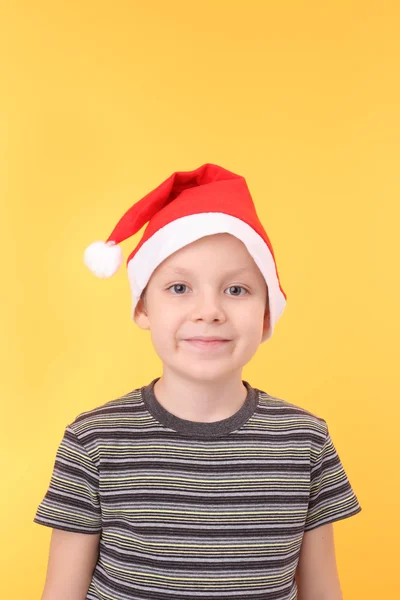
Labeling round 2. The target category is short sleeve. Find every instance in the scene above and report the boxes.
[33,426,102,534]
[304,422,362,531]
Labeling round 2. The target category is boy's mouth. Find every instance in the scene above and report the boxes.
[183,337,231,349]
[186,336,230,341]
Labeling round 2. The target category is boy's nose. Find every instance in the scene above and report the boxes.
[191,295,227,322]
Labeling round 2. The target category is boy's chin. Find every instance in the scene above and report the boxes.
[164,359,244,382]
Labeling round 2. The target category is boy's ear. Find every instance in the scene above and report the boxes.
[133,296,150,331]
[260,287,271,343]
[260,307,271,343]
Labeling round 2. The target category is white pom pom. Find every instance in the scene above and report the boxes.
[83,241,123,278]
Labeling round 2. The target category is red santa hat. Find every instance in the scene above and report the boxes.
[83,163,286,342]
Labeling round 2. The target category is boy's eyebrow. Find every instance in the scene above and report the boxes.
[164,266,255,278]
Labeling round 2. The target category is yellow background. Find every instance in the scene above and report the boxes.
[1,1,398,597]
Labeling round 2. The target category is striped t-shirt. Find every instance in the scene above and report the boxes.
[34,377,362,600]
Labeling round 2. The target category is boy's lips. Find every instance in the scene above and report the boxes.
[183,337,232,350]
[185,336,230,341]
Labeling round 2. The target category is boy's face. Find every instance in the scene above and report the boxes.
[134,233,270,383]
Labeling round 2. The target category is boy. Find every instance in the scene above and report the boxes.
[34,163,362,600]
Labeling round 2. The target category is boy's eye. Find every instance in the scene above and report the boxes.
[168,284,189,295]
[167,284,248,296]
[226,286,248,296]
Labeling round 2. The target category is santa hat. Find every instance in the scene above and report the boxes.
[83,163,286,342]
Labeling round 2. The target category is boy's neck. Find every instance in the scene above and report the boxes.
[153,371,248,423]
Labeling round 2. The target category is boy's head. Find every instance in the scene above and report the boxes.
[134,233,270,383]
[83,163,286,348]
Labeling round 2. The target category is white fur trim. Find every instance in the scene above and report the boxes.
[83,240,123,278]
[127,213,286,341]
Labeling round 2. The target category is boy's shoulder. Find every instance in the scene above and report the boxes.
[66,385,144,433]
[256,387,328,434]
